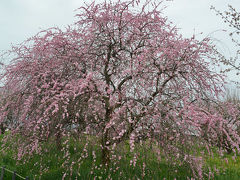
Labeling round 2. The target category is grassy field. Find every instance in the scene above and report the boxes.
[0,133,240,180]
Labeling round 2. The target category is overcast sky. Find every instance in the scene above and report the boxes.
[0,0,239,87]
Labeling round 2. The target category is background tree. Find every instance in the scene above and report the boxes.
[211,5,240,85]
[210,4,240,153]
[0,0,239,178]
[199,98,240,154]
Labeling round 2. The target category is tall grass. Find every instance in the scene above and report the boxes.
[1,132,240,179]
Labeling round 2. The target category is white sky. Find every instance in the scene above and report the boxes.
[0,0,239,88]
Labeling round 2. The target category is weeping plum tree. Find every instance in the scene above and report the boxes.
[0,0,240,178]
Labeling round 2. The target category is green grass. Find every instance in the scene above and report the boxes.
[0,133,240,179]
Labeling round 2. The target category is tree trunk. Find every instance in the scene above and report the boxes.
[101,145,110,166]
[55,132,62,150]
